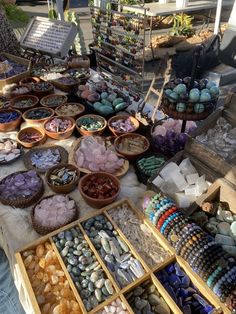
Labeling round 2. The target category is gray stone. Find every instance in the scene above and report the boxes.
[148,294,161,306]
[133,286,145,297]
[90,271,99,283]
[134,297,148,310]
[95,288,102,302]
[95,278,105,289]
[105,279,113,295]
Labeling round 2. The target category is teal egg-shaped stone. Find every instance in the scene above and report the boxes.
[200,92,211,102]
[173,83,187,95]
[169,91,179,102]
[100,92,108,99]
[201,88,210,94]
[206,80,217,89]
[194,103,205,113]
[176,102,186,112]
[189,90,200,102]
[209,85,220,96]
[165,88,172,96]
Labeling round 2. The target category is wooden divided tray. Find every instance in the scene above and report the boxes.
[15,198,225,314]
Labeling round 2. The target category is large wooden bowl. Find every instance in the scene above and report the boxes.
[0,108,22,132]
[43,116,75,140]
[9,95,39,112]
[40,94,67,109]
[76,114,107,136]
[17,126,46,148]
[108,115,140,136]
[23,107,55,125]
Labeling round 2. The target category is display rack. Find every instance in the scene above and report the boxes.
[90,0,148,94]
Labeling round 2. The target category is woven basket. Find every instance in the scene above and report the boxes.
[31,194,78,235]
[0,139,23,165]
[0,171,44,209]
[23,144,68,173]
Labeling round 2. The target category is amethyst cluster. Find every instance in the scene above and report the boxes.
[0,170,41,200]
[110,117,136,132]
[45,117,72,133]
[156,263,215,314]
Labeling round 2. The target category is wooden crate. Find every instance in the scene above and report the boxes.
[15,198,226,314]
[147,150,220,213]
[0,53,31,90]
[186,94,236,186]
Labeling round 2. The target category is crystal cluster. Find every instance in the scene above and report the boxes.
[108,203,170,267]
[75,136,124,173]
[30,148,61,170]
[152,158,209,208]
[196,117,236,159]
[33,195,77,229]
[0,170,41,200]
[0,139,21,163]
[152,119,196,156]
[23,242,81,314]
[45,118,73,133]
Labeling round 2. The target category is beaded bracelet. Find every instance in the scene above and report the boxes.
[176,229,203,255]
[157,209,180,230]
[155,205,177,226]
[194,245,222,271]
[190,242,219,267]
[181,233,208,259]
[160,212,184,235]
[213,266,236,297]
[196,247,224,277]
[152,204,176,226]
[174,224,203,253]
[165,217,188,240]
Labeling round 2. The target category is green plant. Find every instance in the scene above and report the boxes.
[170,13,195,37]
[0,1,29,24]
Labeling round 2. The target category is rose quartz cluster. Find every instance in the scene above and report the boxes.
[45,118,72,133]
[34,195,76,228]
[75,136,124,173]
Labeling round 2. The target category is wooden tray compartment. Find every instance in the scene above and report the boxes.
[15,236,83,314]
[147,150,220,214]
[186,94,236,186]
[153,256,222,314]
[106,199,174,270]
[0,53,31,90]
[79,211,149,290]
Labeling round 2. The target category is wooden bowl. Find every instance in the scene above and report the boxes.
[108,115,140,136]
[114,133,150,160]
[19,76,41,86]
[41,94,67,109]
[32,82,54,98]
[17,126,46,148]
[78,172,120,208]
[46,163,80,194]
[9,95,39,112]
[9,84,32,99]
[76,114,107,136]
[0,108,22,132]
[67,55,90,68]
[23,107,54,125]
[51,78,79,93]
[43,116,75,140]
[55,102,85,119]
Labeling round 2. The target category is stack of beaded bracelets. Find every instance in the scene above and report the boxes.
[143,193,236,308]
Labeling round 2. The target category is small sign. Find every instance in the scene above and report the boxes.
[20,17,77,58]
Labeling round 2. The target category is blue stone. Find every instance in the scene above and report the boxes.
[174,263,185,277]
[166,264,175,274]
[182,304,191,314]
[168,274,181,289]
[65,230,73,241]
[179,288,190,299]
[181,275,190,288]
[186,287,196,295]
[178,297,183,308]
[58,231,65,239]
[163,283,178,304]
[193,294,209,308]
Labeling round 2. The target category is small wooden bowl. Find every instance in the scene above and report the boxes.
[9,84,32,99]
[0,108,22,132]
[17,126,46,148]
[43,116,75,140]
[32,82,54,98]
[114,133,150,160]
[9,95,39,112]
[108,115,140,136]
[78,172,120,208]
[51,78,79,93]
[47,63,68,74]
[46,163,80,194]
[19,76,41,86]
[23,107,55,124]
[76,114,107,136]
[41,94,67,108]
[55,102,85,119]
[67,55,90,69]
